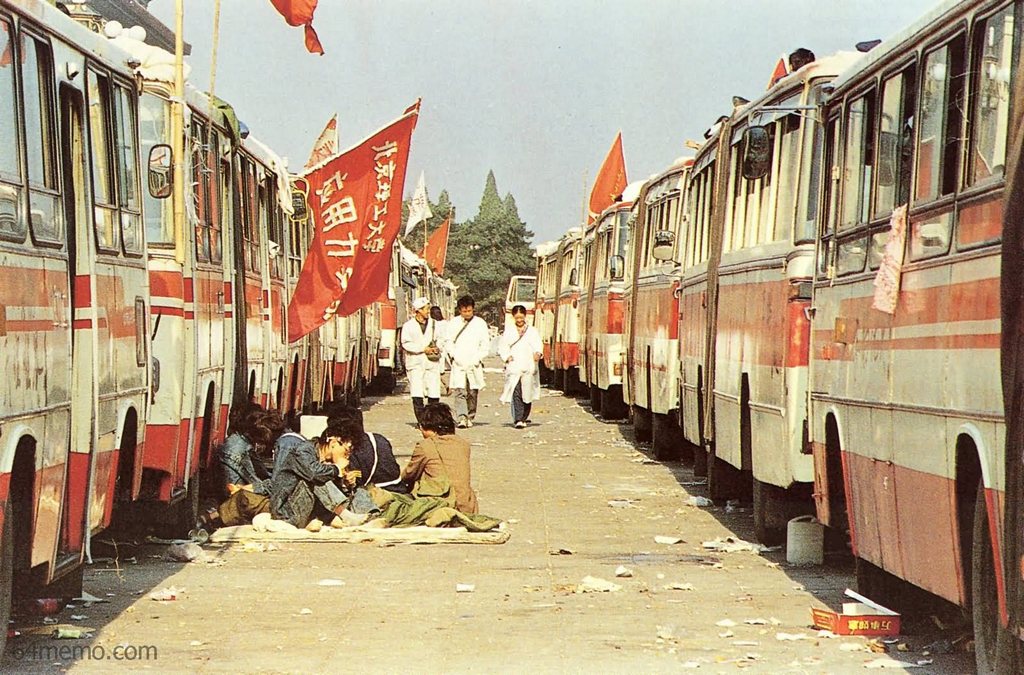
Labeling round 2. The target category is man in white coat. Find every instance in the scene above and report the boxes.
[445,295,490,428]
[401,297,443,424]
[498,304,543,428]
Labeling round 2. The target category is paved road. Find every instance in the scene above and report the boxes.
[3,362,974,673]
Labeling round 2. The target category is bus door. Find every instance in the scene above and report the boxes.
[54,82,93,571]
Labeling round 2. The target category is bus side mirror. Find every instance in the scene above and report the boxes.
[610,255,625,280]
[652,230,675,261]
[290,182,309,222]
[741,125,771,180]
[148,144,173,199]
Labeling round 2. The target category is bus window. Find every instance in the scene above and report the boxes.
[909,211,952,260]
[967,5,1014,187]
[0,18,24,244]
[114,83,141,255]
[208,129,223,262]
[915,35,966,203]
[840,91,875,230]
[796,84,827,243]
[727,134,745,252]
[874,65,917,215]
[773,111,800,242]
[836,235,866,275]
[191,119,210,261]
[87,69,119,253]
[139,93,172,245]
[21,33,60,244]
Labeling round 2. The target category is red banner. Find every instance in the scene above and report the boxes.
[287,102,420,343]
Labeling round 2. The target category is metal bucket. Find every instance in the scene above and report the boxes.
[786,515,824,565]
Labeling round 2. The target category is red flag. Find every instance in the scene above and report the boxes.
[418,218,450,276]
[268,0,324,55]
[287,103,420,342]
[588,132,627,223]
[304,114,338,171]
[767,55,789,89]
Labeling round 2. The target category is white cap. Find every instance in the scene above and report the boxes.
[412,297,429,311]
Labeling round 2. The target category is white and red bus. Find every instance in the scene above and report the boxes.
[0,0,150,648]
[136,59,298,528]
[803,0,1016,669]
[552,228,584,393]
[534,239,561,384]
[579,183,642,419]
[503,274,536,331]
[680,51,860,541]
[623,158,692,459]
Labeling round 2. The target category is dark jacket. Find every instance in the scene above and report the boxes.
[348,433,407,492]
[269,438,339,524]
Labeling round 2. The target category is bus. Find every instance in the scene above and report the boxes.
[623,158,692,460]
[680,51,861,542]
[0,0,151,651]
[503,274,536,331]
[552,228,585,393]
[579,183,642,419]
[801,1,1016,670]
[534,240,561,384]
[134,44,298,529]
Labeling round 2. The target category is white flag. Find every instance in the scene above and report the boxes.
[405,171,432,235]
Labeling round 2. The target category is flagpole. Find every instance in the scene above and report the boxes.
[172,0,186,265]
[208,0,221,105]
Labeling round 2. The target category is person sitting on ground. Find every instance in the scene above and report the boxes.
[327,405,409,494]
[269,420,356,530]
[400,402,479,514]
[218,403,272,497]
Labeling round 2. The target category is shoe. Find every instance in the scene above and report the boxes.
[457,417,468,429]
[467,418,474,428]
[514,421,526,429]
[305,518,324,532]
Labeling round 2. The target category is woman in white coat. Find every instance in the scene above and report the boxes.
[498,304,543,428]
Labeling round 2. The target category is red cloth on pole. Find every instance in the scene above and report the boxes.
[588,132,627,223]
[418,217,451,276]
[287,103,420,343]
[268,0,324,55]
[767,56,789,89]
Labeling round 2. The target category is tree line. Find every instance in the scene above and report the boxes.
[400,170,535,326]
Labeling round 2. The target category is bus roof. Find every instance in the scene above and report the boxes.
[828,0,967,93]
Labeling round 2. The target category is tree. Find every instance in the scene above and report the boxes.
[399,171,534,326]
[444,171,534,326]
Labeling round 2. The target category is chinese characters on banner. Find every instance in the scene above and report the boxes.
[287,101,420,343]
[871,204,908,314]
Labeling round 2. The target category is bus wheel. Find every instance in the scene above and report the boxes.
[652,413,681,461]
[972,482,998,674]
[632,406,652,443]
[0,503,12,656]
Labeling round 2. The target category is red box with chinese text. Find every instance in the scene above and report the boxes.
[810,589,901,637]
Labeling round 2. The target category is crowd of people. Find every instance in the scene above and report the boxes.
[209,400,499,534]
[205,292,533,535]
[401,294,543,429]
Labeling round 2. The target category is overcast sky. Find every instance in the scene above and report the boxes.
[147,0,941,244]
